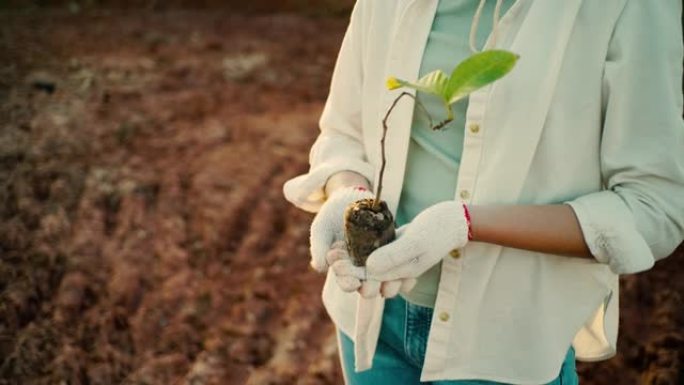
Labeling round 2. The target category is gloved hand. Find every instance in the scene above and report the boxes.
[326,240,417,298]
[309,185,374,272]
[309,185,417,298]
[364,200,471,286]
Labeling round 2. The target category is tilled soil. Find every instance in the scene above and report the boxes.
[1,9,682,385]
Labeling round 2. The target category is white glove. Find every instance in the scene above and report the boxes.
[326,240,417,298]
[309,185,417,297]
[365,200,470,283]
[309,185,374,272]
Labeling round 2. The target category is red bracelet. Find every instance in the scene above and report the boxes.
[462,203,473,241]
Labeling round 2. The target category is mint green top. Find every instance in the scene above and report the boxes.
[397,0,513,308]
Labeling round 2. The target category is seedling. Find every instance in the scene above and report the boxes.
[344,49,519,267]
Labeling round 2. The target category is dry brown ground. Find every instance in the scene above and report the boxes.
[1,9,682,385]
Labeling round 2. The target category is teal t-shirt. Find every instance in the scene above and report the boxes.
[397,0,513,308]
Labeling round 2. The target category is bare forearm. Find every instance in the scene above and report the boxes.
[324,171,371,197]
[468,204,594,258]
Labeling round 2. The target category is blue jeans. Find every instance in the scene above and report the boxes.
[337,295,579,385]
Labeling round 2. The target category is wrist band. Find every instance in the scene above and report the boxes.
[462,203,473,241]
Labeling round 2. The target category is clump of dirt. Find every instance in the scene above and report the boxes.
[0,7,682,385]
[344,198,395,267]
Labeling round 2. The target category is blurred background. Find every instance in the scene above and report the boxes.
[0,1,682,384]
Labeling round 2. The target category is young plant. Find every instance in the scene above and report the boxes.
[344,49,519,267]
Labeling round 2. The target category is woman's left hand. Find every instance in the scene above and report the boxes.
[364,200,470,286]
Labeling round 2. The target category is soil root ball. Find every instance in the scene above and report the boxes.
[343,198,396,267]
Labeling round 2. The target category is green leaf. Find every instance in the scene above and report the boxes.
[392,69,450,99]
[445,50,518,105]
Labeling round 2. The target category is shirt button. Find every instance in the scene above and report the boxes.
[439,312,450,322]
[449,249,461,258]
[459,190,470,200]
[468,123,480,134]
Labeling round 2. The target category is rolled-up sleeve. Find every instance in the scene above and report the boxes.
[565,0,684,275]
[282,0,375,213]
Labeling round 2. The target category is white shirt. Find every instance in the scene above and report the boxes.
[282,0,684,383]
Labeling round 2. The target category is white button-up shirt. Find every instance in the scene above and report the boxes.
[282,0,684,383]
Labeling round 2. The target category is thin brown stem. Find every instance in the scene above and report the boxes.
[432,118,453,130]
[374,91,427,210]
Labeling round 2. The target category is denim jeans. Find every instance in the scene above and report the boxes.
[336,295,579,385]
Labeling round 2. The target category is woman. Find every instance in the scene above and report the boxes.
[282,0,684,384]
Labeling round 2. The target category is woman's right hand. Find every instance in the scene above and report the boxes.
[309,185,374,272]
[326,241,417,298]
